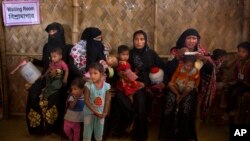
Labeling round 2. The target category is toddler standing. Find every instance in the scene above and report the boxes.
[83,63,111,141]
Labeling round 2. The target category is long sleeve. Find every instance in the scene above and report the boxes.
[32,45,48,68]
[195,71,201,89]
[165,58,180,83]
[86,45,105,71]
[151,50,168,85]
[63,44,73,65]
[170,65,180,84]
[32,44,50,74]
[32,58,43,67]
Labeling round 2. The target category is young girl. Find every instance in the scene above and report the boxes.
[41,47,69,99]
[168,55,200,104]
[116,45,144,102]
[83,62,111,141]
[84,55,117,81]
[227,42,250,116]
[64,77,85,141]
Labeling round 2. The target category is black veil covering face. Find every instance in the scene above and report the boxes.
[32,22,67,73]
[41,22,66,72]
[45,22,66,47]
[81,27,105,71]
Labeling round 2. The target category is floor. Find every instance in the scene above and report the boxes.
[0,111,229,141]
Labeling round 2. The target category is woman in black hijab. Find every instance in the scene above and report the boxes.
[68,27,106,79]
[111,30,166,140]
[159,28,202,141]
[26,22,68,135]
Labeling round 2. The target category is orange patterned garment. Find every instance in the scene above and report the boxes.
[170,64,200,92]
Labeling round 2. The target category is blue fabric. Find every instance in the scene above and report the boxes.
[84,81,110,115]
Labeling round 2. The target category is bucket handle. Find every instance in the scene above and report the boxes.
[10,60,28,75]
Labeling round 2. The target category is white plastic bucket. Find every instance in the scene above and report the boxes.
[19,62,41,84]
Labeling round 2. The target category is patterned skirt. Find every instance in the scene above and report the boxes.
[26,78,65,135]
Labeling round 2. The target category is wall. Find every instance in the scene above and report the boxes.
[0,0,245,114]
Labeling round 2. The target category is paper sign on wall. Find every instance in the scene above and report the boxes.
[2,0,40,26]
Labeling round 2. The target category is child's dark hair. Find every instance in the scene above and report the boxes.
[170,47,177,52]
[51,47,63,55]
[237,42,250,53]
[71,77,85,89]
[183,55,196,63]
[212,49,227,60]
[89,62,105,74]
[118,45,130,54]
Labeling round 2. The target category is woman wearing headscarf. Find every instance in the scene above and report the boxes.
[111,30,166,140]
[159,28,211,141]
[26,22,69,135]
[69,27,106,79]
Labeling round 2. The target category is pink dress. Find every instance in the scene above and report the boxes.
[116,61,143,96]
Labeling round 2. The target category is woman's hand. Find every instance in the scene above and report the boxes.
[22,57,33,62]
[151,82,165,90]
[177,48,189,58]
[195,53,206,61]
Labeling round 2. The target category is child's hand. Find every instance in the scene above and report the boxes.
[94,113,103,118]
[175,94,182,104]
[40,75,44,79]
[63,78,67,84]
[39,94,44,100]
[101,112,107,118]
[95,112,107,118]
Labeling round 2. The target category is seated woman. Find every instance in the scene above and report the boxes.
[159,28,206,141]
[26,22,69,135]
[111,30,166,140]
[69,27,106,79]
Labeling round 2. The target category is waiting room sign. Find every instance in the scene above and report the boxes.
[2,0,40,26]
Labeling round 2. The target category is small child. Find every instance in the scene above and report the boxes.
[227,42,250,115]
[84,55,117,81]
[168,55,200,104]
[64,77,85,141]
[116,45,144,102]
[83,62,111,141]
[41,47,69,98]
[168,47,178,61]
[212,49,228,75]
[211,49,228,108]
[99,55,118,78]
